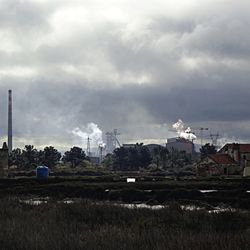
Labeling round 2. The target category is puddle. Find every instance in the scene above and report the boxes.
[58,199,75,204]
[20,198,75,205]
[118,203,233,213]
[119,203,165,210]
[181,205,203,211]
[20,198,48,205]
[208,208,236,213]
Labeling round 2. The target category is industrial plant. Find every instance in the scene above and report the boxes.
[0,89,249,178]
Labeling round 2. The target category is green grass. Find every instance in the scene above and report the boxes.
[0,198,249,250]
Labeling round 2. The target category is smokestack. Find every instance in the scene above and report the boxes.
[8,89,12,153]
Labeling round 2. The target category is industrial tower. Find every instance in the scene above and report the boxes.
[8,90,12,153]
[86,136,91,157]
[105,129,121,154]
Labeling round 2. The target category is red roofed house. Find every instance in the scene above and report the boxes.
[197,143,250,176]
[219,143,250,167]
[197,153,238,176]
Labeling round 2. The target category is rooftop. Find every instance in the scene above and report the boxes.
[220,143,250,153]
[208,154,235,164]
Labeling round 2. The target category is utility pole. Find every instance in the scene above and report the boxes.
[210,133,220,147]
[99,145,104,164]
[191,127,209,146]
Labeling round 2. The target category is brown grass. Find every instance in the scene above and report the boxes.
[0,198,249,250]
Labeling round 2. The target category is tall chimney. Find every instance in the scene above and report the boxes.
[8,89,12,153]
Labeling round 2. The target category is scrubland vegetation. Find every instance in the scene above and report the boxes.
[9,143,206,171]
[0,198,249,250]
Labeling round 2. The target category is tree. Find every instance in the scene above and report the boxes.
[22,145,39,169]
[140,146,152,168]
[37,150,45,166]
[112,143,152,171]
[159,147,169,168]
[62,147,86,167]
[169,147,180,167]
[9,148,24,168]
[102,153,114,169]
[113,147,129,170]
[128,147,140,170]
[41,146,61,168]
[152,146,168,168]
[200,143,217,159]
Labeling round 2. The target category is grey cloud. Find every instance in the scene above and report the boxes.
[181,10,250,59]
[0,0,52,32]
[149,16,196,35]
[0,0,250,149]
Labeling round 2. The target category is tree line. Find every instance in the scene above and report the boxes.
[103,143,195,171]
[9,145,87,169]
[104,143,216,170]
[9,143,216,170]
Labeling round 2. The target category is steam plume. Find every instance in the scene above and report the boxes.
[172,119,196,141]
[72,122,105,147]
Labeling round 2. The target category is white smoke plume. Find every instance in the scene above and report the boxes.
[72,123,105,147]
[172,119,197,141]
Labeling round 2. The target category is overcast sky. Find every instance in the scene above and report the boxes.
[0,0,250,151]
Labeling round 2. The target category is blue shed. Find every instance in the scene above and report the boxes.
[36,166,49,180]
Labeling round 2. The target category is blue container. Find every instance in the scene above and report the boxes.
[36,166,49,180]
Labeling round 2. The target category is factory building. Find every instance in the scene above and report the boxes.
[122,144,136,149]
[122,143,166,153]
[166,137,195,155]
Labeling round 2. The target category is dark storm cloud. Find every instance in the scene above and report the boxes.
[2,76,249,148]
[181,19,250,60]
[139,81,250,123]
